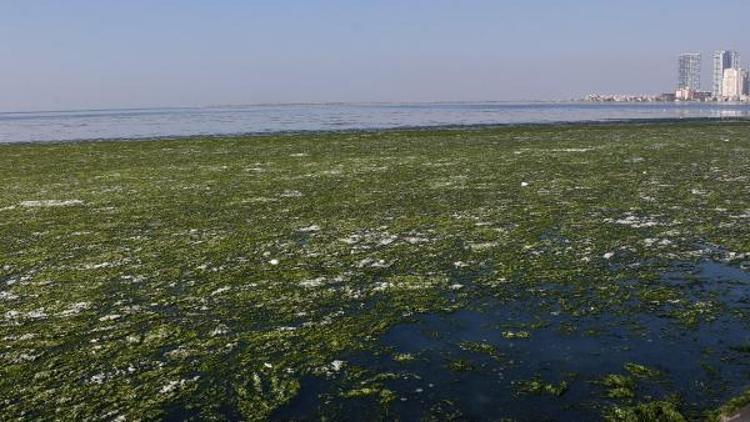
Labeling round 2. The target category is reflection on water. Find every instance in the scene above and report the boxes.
[1,102,750,143]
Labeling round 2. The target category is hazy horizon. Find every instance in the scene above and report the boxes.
[2,0,749,112]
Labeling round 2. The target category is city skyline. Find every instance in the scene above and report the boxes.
[585,47,750,103]
[674,48,749,101]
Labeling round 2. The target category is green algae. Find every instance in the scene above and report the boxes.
[624,362,662,379]
[341,386,396,406]
[518,377,569,397]
[446,358,475,372]
[392,352,416,363]
[599,374,637,399]
[605,399,687,422]
[598,363,662,401]
[2,121,750,419]
[708,388,750,421]
[501,330,531,340]
[458,340,503,360]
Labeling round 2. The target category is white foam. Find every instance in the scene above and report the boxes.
[20,199,84,207]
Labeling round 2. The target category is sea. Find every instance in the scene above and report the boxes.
[1,102,750,143]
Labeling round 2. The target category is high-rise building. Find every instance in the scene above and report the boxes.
[722,68,745,100]
[713,50,741,97]
[678,53,702,92]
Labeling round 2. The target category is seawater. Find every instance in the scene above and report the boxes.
[1,102,750,143]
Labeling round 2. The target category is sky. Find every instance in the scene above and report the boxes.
[1,0,749,111]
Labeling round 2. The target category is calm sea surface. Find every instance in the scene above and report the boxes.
[2,102,750,143]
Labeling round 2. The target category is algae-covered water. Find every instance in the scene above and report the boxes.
[277,261,750,421]
[2,121,750,420]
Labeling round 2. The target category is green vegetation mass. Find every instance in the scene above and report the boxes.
[2,122,750,420]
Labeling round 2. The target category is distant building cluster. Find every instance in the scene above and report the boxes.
[582,94,667,103]
[675,50,749,102]
[584,49,750,103]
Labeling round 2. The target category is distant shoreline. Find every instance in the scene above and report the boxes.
[4,100,750,115]
[0,100,636,115]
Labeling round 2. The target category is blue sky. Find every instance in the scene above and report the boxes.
[1,0,749,111]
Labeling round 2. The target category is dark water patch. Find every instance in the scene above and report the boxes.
[661,260,750,322]
[273,261,750,420]
[271,376,340,421]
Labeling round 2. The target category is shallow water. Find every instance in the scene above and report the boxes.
[274,260,750,420]
[2,102,750,143]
